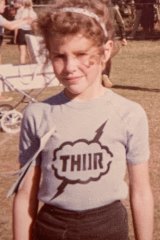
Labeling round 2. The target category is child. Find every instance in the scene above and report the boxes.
[12,0,154,239]
[14,0,37,64]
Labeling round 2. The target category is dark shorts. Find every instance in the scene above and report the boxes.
[33,201,129,240]
[16,29,32,45]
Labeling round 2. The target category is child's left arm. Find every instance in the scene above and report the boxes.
[128,161,154,240]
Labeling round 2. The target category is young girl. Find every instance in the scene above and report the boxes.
[14,0,37,64]
[12,0,154,239]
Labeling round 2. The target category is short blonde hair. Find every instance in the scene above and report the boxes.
[23,0,33,8]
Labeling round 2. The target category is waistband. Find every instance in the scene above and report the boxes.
[43,200,121,217]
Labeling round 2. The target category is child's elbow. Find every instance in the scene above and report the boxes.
[4,22,15,31]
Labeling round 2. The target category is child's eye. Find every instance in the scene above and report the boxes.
[56,54,65,59]
[52,53,65,60]
[76,53,90,62]
[76,52,87,57]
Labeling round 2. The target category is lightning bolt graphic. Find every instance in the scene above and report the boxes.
[51,179,68,200]
[93,121,107,142]
[51,120,109,201]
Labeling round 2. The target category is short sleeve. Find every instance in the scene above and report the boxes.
[19,105,40,166]
[126,106,150,165]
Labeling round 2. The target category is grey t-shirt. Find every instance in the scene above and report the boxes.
[19,89,149,210]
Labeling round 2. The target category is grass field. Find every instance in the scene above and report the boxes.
[0,39,160,240]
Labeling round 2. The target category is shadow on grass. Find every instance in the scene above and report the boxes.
[113,84,160,92]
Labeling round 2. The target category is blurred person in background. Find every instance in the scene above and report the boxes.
[3,0,17,43]
[14,0,37,64]
[127,0,144,39]
[111,0,128,46]
[0,0,35,101]
[102,0,127,85]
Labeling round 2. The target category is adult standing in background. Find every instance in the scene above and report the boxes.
[127,0,144,39]
[15,0,37,64]
[111,0,128,46]
[102,0,126,85]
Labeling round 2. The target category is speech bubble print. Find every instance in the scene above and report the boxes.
[51,121,113,199]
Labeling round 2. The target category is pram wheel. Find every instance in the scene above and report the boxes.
[1,110,23,134]
[0,104,13,120]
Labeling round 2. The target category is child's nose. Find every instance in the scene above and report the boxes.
[65,56,78,72]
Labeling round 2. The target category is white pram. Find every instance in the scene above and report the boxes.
[0,35,59,134]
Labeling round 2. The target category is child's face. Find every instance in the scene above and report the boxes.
[50,34,111,99]
[0,0,5,14]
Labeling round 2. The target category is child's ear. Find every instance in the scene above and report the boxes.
[103,40,113,62]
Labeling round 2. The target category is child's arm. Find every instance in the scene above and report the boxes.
[2,18,33,31]
[12,165,41,240]
[128,161,154,240]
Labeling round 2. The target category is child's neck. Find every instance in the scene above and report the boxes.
[64,85,107,101]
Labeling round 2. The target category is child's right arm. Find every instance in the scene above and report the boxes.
[2,17,33,31]
[13,165,41,240]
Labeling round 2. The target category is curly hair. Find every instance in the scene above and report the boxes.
[36,0,115,55]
